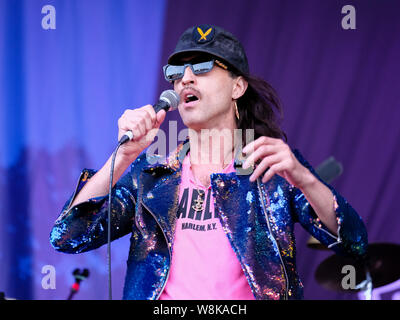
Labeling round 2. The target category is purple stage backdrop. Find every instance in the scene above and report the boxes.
[0,0,399,300]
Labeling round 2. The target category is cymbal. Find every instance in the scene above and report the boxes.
[315,243,400,292]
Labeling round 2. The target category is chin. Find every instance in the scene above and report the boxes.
[182,118,205,131]
[179,110,203,128]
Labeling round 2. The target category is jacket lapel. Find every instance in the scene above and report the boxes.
[140,168,181,246]
[139,141,189,246]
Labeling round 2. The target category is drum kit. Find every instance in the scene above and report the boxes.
[308,237,400,300]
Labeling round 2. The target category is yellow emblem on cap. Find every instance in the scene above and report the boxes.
[197,27,212,41]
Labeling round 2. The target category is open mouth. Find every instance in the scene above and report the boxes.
[184,94,199,104]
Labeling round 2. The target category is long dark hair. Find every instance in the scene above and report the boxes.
[235,73,287,144]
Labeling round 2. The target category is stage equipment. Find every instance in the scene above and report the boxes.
[67,268,90,300]
[315,243,400,299]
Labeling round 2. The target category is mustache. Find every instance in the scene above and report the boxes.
[179,86,201,98]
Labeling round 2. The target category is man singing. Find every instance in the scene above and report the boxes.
[50,25,368,300]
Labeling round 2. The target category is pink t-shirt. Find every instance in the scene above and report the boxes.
[159,154,255,300]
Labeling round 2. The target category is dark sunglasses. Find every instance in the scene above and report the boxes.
[163,59,228,82]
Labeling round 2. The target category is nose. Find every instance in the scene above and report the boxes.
[181,65,196,85]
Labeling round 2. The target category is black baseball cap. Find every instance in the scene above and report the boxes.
[167,24,249,75]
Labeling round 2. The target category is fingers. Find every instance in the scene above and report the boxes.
[242,136,281,155]
[242,136,285,170]
[138,105,157,132]
[243,144,282,170]
[242,136,292,183]
[249,154,282,182]
[260,162,287,183]
[118,105,161,141]
[155,109,167,127]
[145,110,167,142]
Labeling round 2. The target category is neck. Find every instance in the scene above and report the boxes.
[188,125,238,169]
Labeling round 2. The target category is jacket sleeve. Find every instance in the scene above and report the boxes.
[50,167,137,254]
[290,149,368,259]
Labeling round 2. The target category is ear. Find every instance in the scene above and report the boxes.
[232,76,248,100]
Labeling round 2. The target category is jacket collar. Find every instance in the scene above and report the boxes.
[139,139,189,246]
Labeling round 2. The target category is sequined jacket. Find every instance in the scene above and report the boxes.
[50,141,368,300]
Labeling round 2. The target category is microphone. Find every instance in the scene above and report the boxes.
[67,268,90,300]
[153,89,180,113]
[119,90,180,145]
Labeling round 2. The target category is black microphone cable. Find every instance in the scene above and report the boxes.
[107,139,124,300]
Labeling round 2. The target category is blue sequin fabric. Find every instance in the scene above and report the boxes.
[50,142,368,300]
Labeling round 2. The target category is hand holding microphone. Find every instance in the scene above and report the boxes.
[117,90,180,161]
[69,89,180,210]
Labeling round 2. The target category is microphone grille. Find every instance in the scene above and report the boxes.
[160,90,180,110]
